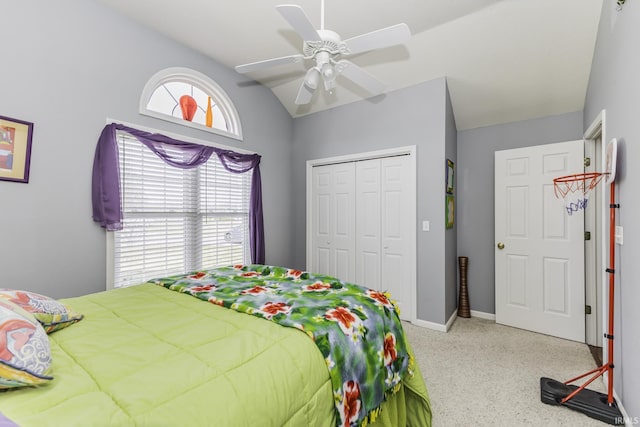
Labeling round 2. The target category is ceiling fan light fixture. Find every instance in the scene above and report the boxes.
[304,67,320,89]
[324,78,335,93]
[321,63,334,80]
[320,63,336,92]
[235,3,411,105]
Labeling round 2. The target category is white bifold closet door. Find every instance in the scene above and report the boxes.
[311,155,412,320]
[311,162,357,283]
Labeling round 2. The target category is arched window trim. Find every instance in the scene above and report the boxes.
[139,67,243,141]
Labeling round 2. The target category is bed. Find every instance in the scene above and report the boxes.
[0,265,431,427]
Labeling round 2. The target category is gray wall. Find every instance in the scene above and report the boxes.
[584,0,640,418]
[456,112,584,314]
[292,77,456,325]
[0,0,293,299]
[444,82,458,320]
[1,0,459,328]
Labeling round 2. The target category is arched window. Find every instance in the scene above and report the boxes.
[139,67,243,141]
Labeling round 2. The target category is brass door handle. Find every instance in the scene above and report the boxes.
[497,242,505,250]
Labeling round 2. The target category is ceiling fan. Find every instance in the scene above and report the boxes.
[235,1,411,105]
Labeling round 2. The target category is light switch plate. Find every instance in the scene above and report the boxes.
[615,226,623,245]
[422,221,430,232]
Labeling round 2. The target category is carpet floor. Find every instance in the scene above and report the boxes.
[403,317,609,426]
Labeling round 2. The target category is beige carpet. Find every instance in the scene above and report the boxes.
[403,317,608,426]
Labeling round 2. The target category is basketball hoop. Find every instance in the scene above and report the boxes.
[541,138,622,423]
[553,172,607,216]
[553,138,617,216]
[552,172,607,199]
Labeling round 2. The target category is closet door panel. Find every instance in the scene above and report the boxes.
[334,249,352,283]
[311,163,355,281]
[312,167,333,276]
[316,247,331,276]
[381,156,412,320]
[356,160,381,290]
[332,163,356,282]
[309,150,415,322]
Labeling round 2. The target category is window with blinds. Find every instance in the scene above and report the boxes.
[112,132,251,288]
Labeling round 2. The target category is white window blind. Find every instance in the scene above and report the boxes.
[112,132,251,288]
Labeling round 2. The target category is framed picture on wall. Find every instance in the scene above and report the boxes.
[0,115,34,183]
[446,194,455,229]
[446,159,454,194]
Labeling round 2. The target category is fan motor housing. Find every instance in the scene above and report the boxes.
[303,29,343,57]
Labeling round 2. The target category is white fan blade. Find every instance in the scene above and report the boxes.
[235,54,304,74]
[295,68,320,104]
[335,60,386,95]
[343,23,411,55]
[276,5,321,41]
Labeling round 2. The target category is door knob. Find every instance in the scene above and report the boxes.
[497,242,505,250]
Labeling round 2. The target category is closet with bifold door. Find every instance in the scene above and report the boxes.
[308,149,416,321]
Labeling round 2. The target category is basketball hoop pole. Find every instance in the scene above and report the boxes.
[555,181,617,404]
[541,179,623,424]
[606,181,617,405]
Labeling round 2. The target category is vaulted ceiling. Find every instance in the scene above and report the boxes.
[95,0,603,130]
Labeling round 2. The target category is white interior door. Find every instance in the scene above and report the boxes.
[495,140,585,342]
[311,163,356,281]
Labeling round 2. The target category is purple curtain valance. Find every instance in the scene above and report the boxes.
[92,123,264,264]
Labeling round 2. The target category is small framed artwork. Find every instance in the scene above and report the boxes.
[0,115,34,183]
[446,195,455,229]
[446,159,455,194]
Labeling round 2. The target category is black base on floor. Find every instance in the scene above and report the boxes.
[540,377,624,425]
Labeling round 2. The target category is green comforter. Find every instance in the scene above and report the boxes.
[0,282,431,427]
[153,264,415,427]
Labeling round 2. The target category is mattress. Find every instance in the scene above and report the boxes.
[0,279,431,426]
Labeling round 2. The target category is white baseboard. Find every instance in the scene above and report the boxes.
[412,310,495,331]
[470,310,496,321]
[412,310,458,332]
[445,310,457,331]
[412,318,447,332]
[615,388,634,427]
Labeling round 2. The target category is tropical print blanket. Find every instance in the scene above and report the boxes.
[151,264,414,427]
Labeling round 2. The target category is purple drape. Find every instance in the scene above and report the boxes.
[92,123,264,264]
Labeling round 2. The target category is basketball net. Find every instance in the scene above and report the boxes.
[553,172,606,216]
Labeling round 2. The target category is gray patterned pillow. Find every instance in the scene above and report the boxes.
[0,299,52,389]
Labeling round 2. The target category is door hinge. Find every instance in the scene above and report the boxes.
[585,231,591,241]
[584,157,591,167]
[585,305,592,315]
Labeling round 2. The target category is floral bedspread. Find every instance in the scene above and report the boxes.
[151,264,414,427]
